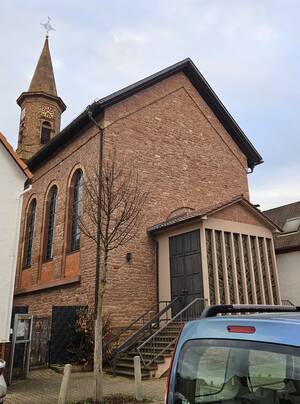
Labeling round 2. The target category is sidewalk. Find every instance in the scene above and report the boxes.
[6,368,166,403]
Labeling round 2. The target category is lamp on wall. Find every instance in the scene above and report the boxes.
[126,252,132,263]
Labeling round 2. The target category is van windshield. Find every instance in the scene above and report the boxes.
[174,339,300,404]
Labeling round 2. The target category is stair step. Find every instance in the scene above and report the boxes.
[105,368,151,378]
[138,347,174,353]
[113,362,157,371]
[156,332,179,337]
[129,351,171,359]
[142,341,176,347]
[121,355,164,364]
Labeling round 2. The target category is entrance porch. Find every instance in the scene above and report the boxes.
[150,196,281,308]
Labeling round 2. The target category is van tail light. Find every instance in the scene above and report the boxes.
[227,325,256,334]
[165,325,184,404]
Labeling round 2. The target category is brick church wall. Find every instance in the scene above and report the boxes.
[14,72,249,326]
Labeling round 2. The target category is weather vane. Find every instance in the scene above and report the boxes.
[40,17,56,37]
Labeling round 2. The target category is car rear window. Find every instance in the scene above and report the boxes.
[173,339,300,404]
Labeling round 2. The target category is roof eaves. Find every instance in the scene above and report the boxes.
[0,132,32,179]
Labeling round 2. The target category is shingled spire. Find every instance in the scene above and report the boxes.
[28,36,57,96]
[16,36,66,161]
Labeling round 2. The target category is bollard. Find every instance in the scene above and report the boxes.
[134,356,143,401]
[58,364,72,404]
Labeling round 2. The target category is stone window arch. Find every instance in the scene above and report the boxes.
[23,198,37,268]
[40,120,52,145]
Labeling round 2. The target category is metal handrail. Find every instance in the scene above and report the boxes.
[137,297,206,367]
[114,297,180,355]
[103,300,167,349]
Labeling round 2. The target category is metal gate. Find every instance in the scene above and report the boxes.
[49,306,87,365]
[30,316,51,367]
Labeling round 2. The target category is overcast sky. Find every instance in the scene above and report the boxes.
[1,0,300,210]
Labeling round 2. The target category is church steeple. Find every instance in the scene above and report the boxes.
[16,36,66,161]
[28,36,57,96]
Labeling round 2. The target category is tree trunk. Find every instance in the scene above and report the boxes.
[93,299,103,402]
[93,252,108,403]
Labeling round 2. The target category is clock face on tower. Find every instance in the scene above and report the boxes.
[40,104,55,119]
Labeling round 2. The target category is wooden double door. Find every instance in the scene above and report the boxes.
[169,230,204,316]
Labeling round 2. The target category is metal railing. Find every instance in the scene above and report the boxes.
[107,298,180,374]
[113,298,179,355]
[104,301,162,351]
[281,299,294,306]
[137,298,206,368]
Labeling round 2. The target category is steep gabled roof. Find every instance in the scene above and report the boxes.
[0,132,32,179]
[148,196,280,235]
[28,58,263,170]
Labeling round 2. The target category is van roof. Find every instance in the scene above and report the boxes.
[178,313,300,351]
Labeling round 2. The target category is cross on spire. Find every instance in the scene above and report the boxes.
[40,16,56,37]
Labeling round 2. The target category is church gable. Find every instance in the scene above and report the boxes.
[104,71,248,171]
[104,73,250,216]
[210,200,277,230]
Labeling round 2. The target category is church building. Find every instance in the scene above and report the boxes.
[13,36,281,372]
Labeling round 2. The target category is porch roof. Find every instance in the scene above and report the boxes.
[148,196,281,235]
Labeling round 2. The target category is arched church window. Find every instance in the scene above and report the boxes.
[68,170,83,252]
[23,199,37,268]
[40,121,52,145]
[43,186,58,260]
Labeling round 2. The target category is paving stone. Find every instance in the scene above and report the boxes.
[5,368,166,403]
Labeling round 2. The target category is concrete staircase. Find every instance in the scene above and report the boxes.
[105,322,183,378]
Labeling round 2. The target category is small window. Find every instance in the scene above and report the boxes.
[43,186,58,261]
[23,199,37,268]
[69,170,83,252]
[282,217,300,234]
[40,121,52,145]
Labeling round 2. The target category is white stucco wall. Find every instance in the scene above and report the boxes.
[0,142,27,342]
[277,251,300,306]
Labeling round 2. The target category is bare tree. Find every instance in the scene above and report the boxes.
[80,148,148,402]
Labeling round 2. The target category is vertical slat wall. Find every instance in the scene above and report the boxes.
[205,230,281,305]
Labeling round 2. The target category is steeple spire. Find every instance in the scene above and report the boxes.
[16,35,66,161]
[28,36,57,96]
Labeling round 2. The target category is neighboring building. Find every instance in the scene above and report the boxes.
[12,35,281,372]
[0,133,32,356]
[265,201,300,305]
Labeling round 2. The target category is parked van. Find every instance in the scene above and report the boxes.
[166,305,300,404]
